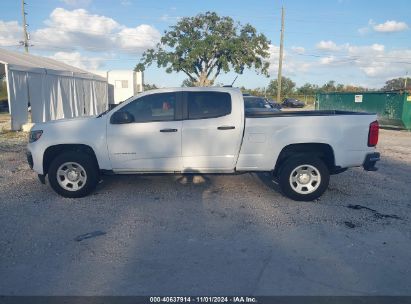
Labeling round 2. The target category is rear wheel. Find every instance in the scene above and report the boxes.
[48,151,98,198]
[278,156,329,201]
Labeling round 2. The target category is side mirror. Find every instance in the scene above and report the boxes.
[110,111,135,124]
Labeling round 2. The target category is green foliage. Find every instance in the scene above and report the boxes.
[242,78,372,104]
[135,11,271,86]
[321,80,337,93]
[319,80,368,93]
[181,79,196,87]
[382,77,411,91]
[0,79,7,102]
[240,86,266,97]
[296,83,320,95]
[143,83,158,91]
[266,77,296,98]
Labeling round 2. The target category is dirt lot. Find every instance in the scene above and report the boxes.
[0,116,411,295]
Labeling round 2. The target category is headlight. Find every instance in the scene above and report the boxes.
[29,130,43,143]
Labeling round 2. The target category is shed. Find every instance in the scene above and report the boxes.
[0,48,108,130]
[91,70,144,104]
[316,91,411,130]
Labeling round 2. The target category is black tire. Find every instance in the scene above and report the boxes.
[48,151,99,198]
[278,156,329,201]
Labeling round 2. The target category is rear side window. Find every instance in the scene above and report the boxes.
[119,92,176,122]
[187,92,231,119]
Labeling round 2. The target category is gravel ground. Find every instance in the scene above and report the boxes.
[0,124,411,295]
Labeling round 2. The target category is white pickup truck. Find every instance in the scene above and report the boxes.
[27,87,380,201]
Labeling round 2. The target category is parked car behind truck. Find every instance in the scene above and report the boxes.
[282,98,305,108]
[27,87,380,201]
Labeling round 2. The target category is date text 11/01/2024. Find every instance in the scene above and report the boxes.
[149,296,257,303]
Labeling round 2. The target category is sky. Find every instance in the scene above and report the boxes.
[0,0,410,89]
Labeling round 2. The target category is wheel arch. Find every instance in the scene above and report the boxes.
[43,144,99,175]
[273,143,336,176]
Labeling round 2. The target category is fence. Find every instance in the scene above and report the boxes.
[264,94,316,105]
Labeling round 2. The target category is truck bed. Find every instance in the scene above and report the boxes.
[236,109,378,171]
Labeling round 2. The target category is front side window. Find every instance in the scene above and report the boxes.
[187,92,231,119]
[118,92,176,122]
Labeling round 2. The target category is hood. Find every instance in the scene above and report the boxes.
[32,115,97,130]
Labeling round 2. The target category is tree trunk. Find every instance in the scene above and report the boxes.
[198,71,212,86]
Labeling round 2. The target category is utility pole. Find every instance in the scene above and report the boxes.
[277,6,285,103]
[21,0,29,53]
[405,71,408,90]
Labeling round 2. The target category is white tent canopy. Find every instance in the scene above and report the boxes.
[0,48,108,130]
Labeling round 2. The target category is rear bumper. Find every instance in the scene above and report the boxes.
[363,152,380,171]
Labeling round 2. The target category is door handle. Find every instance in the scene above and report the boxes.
[160,128,178,132]
[217,126,235,130]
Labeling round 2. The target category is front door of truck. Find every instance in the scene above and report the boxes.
[107,91,182,172]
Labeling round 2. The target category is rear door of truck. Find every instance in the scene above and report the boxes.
[181,89,244,172]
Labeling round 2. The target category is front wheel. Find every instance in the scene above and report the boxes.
[278,156,329,201]
[48,151,99,198]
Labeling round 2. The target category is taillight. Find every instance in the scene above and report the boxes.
[368,120,379,147]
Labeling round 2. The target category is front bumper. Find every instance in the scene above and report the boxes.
[27,150,46,184]
[363,152,380,171]
[26,151,33,169]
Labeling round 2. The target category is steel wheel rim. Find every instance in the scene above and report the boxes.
[289,164,321,195]
[57,162,87,192]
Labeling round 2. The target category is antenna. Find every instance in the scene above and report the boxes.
[231,75,238,86]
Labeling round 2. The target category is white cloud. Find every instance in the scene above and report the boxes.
[316,40,339,51]
[45,8,120,35]
[0,20,21,46]
[48,51,104,70]
[29,8,160,53]
[266,44,312,76]
[319,56,336,65]
[359,19,409,34]
[315,42,411,80]
[118,25,160,50]
[373,20,409,33]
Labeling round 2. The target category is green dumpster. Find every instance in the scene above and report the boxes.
[316,91,411,130]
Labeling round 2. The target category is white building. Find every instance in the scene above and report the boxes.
[92,70,144,104]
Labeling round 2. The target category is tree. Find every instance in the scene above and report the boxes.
[343,85,368,92]
[135,12,270,86]
[321,80,337,92]
[240,86,266,96]
[181,79,196,87]
[382,77,411,91]
[143,83,158,91]
[296,83,319,95]
[267,77,295,99]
